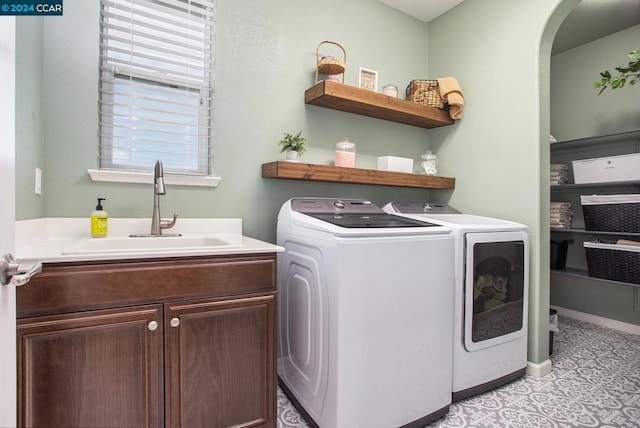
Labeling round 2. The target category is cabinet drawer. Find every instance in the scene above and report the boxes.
[17,254,277,318]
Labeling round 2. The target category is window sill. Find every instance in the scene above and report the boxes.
[88,169,221,187]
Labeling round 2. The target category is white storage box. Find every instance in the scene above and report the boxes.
[377,156,413,173]
[571,152,640,184]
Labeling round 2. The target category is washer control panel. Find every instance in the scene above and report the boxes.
[389,202,460,214]
[292,198,380,214]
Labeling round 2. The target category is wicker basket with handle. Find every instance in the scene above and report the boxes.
[315,40,346,83]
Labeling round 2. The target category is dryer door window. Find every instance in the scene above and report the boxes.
[463,231,529,352]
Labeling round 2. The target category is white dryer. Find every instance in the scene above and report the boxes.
[277,198,455,428]
[383,202,529,401]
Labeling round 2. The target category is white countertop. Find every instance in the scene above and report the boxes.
[16,218,283,264]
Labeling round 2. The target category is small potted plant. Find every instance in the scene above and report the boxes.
[279,130,307,162]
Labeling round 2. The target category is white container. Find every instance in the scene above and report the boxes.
[382,84,398,98]
[421,151,438,175]
[571,152,640,184]
[335,138,356,167]
[377,156,413,173]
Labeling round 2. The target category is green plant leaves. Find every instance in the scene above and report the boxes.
[278,130,307,154]
[594,48,640,94]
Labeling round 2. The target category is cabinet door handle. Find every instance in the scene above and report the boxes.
[170,317,180,328]
[147,321,158,331]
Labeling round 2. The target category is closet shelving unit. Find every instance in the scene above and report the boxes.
[550,129,640,287]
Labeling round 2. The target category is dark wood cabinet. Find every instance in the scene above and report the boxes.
[18,305,164,428]
[17,254,277,428]
[165,294,275,428]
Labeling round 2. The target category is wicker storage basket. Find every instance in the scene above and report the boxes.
[315,40,346,83]
[584,241,640,285]
[581,194,640,233]
[405,80,448,110]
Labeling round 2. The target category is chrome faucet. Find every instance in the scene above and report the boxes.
[150,160,179,236]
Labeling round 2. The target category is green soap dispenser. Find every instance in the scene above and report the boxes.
[91,198,108,238]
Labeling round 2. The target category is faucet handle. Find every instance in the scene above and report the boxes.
[160,214,179,230]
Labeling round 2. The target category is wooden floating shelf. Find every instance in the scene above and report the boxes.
[262,161,455,189]
[304,80,455,129]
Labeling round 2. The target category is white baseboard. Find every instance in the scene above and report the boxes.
[526,359,552,378]
[551,306,640,335]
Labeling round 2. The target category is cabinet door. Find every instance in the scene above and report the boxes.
[165,294,276,428]
[17,305,163,428]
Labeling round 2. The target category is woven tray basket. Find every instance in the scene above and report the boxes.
[585,242,640,285]
[405,80,448,110]
[583,202,640,233]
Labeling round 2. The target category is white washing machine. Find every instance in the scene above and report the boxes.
[277,198,455,428]
[383,202,529,401]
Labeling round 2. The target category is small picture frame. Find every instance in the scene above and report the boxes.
[359,67,378,92]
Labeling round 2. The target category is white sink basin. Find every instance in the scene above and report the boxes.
[61,236,240,255]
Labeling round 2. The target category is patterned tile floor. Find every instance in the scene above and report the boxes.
[277,316,640,427]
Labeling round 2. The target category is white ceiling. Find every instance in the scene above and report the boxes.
[553,0,640,54]
[377,0,640,54]
[377,0,464,23]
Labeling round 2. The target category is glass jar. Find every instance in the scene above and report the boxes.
[335,138,356,168]
[382,84,398,98]
[421,151,438,175]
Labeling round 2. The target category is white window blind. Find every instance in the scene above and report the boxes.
[99,0,215,176]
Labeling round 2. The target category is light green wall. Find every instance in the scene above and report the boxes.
[15,0,591,365]
[551,24,640,140]
[16,0,439,244]
[427,0,577,364]
[550,24,640,325]
[15,17,44,220]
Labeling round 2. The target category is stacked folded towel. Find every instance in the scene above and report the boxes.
[550,164,569,185]
[550,201,573,229]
